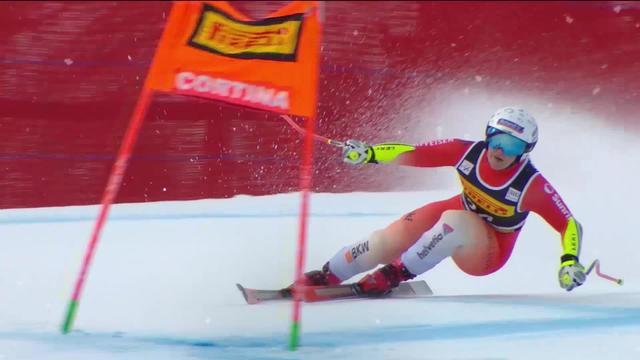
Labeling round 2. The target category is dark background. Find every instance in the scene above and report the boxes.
[1,1,638,209]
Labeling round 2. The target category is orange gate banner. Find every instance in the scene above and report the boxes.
[145,1,321,117]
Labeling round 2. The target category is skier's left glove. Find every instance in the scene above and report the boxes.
[558,254,586,291]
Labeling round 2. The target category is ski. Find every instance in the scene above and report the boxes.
[236,280,433,305]
[236,284,292,305]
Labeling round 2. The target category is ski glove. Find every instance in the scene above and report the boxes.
[558,254,586,291]
[342,139,373,165]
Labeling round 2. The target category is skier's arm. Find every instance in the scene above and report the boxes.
[520,174,586,291]
[520,174,581,255]
[343,138,473,167]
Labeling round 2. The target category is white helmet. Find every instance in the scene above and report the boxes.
[486,106,538,153]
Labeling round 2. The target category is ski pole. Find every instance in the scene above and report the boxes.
[281,114,344,147]
[585,259,623,285]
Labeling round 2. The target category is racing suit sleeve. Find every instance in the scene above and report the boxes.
[368,138,474,167]
[520,174,582,261]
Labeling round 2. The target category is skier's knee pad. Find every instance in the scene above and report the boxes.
[448,211,500,276]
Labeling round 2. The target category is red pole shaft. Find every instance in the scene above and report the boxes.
[289,114,317,349]
[62,87,154,333]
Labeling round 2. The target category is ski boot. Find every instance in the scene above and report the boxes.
[299,262,341,286]
[354,260,416,297]
[285,262,341,296]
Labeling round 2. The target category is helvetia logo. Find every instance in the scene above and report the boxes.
[188,4,303,61]
[417,224,453,260]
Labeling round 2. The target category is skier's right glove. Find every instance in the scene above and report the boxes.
[558,254,586,291]
[342,139,373,165]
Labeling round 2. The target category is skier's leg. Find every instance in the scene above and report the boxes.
[401,210,495,276]
[380,195,465,263]
[356,209,501,295]
[453,229,519,275]
[323,195,463,283]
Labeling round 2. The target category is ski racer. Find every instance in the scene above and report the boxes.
[298,106,586,295]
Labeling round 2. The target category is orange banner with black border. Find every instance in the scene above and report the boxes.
[145,1,321,117]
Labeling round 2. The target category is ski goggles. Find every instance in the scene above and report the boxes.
[487,130,527,157]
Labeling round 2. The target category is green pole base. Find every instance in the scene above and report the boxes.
[61,299,79,334]
[288,321,300,351]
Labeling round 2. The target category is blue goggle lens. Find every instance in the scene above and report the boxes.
[487,132,527,157]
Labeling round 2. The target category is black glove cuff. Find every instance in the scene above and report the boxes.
[561,254,579,264]
[368,147,378,164]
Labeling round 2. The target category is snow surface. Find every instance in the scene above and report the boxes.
[1,185,639,359]
[2,98,640,359]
